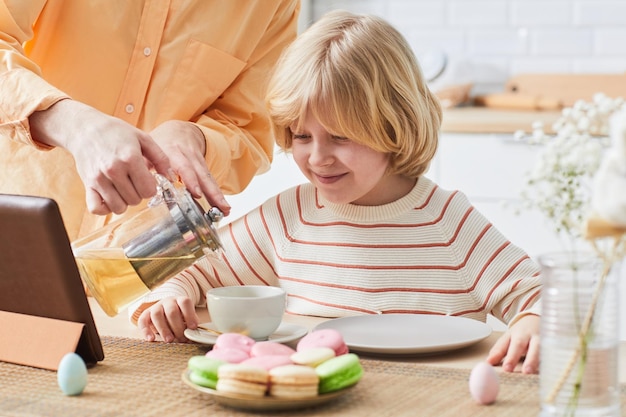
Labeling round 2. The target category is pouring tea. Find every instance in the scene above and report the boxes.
[72,174,223,316]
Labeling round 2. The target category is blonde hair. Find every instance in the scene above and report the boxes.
[266,10,442,178]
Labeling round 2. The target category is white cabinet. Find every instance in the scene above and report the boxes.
[427,132,563,259]
[224,148,307,224]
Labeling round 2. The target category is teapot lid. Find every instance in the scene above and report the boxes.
[153,174,223,254]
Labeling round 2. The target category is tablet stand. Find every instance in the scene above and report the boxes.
[0,310,86,371]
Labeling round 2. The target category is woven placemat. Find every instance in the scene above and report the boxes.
[0,336,624,417]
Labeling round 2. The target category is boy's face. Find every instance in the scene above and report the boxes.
[289,110,414,206]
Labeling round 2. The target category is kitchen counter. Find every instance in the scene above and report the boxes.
[441,107,562,134]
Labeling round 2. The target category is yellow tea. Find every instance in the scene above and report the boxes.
[75,248,195,316]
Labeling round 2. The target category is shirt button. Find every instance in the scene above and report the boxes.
[125,104,135,114]
[143,47,152,57]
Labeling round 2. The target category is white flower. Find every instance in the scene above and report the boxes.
[517,96,626,246]
[591,109,626,225]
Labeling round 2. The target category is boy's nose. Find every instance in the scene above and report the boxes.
[308,142,333,166]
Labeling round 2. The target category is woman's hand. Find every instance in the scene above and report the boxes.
[150,120,231,216]
[29,99,171,215]
[486,314,540,374]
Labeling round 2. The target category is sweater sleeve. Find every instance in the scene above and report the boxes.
[127,194,284,324]
[449,192,542,326]
[127,265,207,325]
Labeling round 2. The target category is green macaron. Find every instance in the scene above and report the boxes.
[187,355,226,389]
[315,353,363,394]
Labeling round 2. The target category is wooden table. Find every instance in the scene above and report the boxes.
[90,299,626,383]
[90,300,504,371]
[1,300,624,417]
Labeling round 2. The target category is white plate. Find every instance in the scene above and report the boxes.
[184,322,308,345]
[182,370,353,411]
[314,314,492,355]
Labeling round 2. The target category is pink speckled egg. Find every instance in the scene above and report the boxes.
[468,362,499,405]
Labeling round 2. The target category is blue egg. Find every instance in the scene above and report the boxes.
[57,353,88,396]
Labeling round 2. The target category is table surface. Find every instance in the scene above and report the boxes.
[90,299,507,372]
[2,299,623,417]
[89,299,626,383]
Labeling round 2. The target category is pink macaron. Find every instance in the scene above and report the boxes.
[250,341,296,358]
[206,347,250,364]
[213,333,256,354]
[296,329,349,356]
[241,355,294,371]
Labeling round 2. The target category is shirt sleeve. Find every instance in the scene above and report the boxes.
[194,0,300,195]
[0,2,70,149]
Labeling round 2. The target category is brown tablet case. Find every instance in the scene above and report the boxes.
[0,194,104,370]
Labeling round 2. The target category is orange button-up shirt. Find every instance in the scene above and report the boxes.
[0,0,299,240]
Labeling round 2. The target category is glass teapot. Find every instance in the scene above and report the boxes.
[72,174,223,316]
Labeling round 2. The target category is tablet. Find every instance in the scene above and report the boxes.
[0,193,104,365]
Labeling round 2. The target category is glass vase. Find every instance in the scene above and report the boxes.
[539,252,621,417]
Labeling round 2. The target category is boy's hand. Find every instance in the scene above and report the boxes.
[137,296,199,343]
[486,314,540,374]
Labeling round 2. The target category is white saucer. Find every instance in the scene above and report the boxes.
[184,322,308,345]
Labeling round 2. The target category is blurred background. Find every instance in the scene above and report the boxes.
[300,0,626,96]
[227,0,626,232]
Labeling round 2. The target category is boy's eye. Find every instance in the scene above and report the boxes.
[290,132,350,142]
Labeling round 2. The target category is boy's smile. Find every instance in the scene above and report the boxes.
[290,110,415,206]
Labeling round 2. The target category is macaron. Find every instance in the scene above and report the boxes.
[315,353,363,394]
[206,347,250,363]
[213,333,256,354]
[250,341,296,358]
[187,355,226,389]
[216,364,269,397]
[241,355,294,371]
[291,347,336,367]
[297,329,349,356]
[269,365,320,399]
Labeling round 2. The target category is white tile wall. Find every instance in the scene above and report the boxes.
[595,28,626,56]
[510,1,572,26]
[448,1,508,26]
[574,1,626,25]
[303,0,626,94]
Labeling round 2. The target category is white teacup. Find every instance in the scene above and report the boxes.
[206,285,286,340]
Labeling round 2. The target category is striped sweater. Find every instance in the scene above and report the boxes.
[129,177,541,325]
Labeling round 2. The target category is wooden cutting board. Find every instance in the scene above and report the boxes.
[475,73,626,110]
